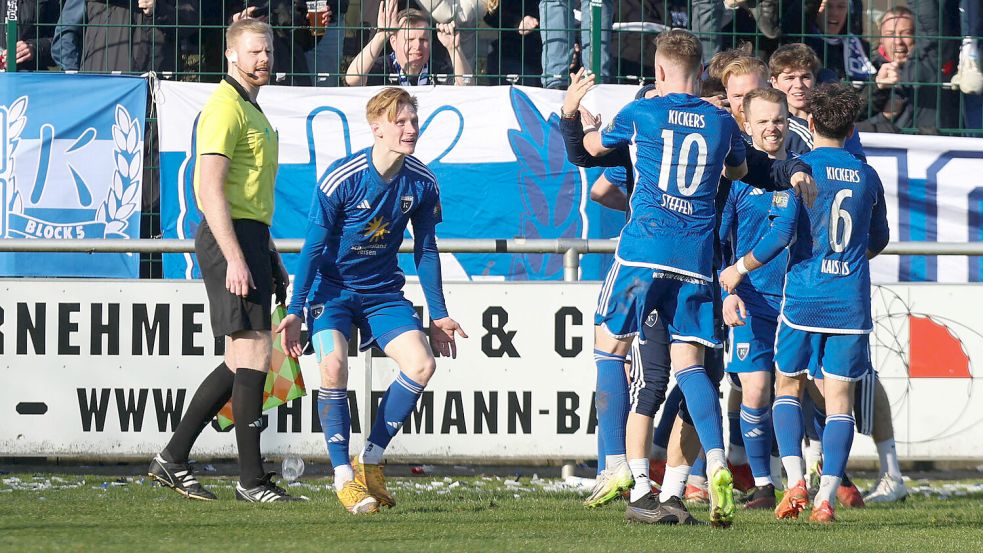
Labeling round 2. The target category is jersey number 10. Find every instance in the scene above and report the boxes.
[658,130,708,197]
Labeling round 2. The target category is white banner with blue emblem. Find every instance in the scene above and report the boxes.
[0,74,147,277]
[155,82,983,283]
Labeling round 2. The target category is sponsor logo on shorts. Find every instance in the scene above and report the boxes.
[644,311,659,327]
[311,304,324,319]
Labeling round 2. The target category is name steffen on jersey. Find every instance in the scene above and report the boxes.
[825,166,861,183]
[667,110,706,128]
[660,194,694,214]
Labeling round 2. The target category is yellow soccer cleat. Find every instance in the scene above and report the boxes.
[583,463,634,508]
[337,479,380,514]
[708,466,736,528]
[353,458,396,508]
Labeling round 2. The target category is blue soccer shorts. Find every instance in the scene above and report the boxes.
[726,312,778,374]
[595,260,719,348]
[773,319,872,381]
[306,287,424,359]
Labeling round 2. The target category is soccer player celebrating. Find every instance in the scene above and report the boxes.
[720,83,890,523]
[583,29,749,528]
[278,88,467,514]
[770,42,906,506]
[768,43,866,160]
[718,86,793,510]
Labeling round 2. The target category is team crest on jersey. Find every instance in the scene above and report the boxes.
[400,195,414,213]
[773,191,789,208]
[736,343,750,361]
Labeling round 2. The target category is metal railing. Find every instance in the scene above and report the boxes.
[1,238,979,282]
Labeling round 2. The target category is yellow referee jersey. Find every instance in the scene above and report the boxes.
[193,76,278,226]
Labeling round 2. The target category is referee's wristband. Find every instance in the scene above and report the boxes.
[735,257,749,275]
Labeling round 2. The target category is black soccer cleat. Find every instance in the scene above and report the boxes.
[148,454,217,501]
[625,492,679,524]
[660,495,709,526]
[235,472,308,503]
[743,483,777,510]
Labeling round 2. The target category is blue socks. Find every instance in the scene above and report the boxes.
[740,404,773,479]
[822,414,856,478]
[773,395,804,459]
[594,350,629,458]
[691,454,707,479]
[317,387,351,468]
[365,372,425,459]
[674,365,724,453]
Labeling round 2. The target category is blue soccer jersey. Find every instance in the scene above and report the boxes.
[779,147,889,333]
[600,93,747,280]
[288,148,448,319]
[719,180,787,319]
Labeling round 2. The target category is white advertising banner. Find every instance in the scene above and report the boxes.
[1,280,981,460]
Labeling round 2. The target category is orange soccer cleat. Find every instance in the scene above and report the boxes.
[775,480,809,520]
[809,500,837,524]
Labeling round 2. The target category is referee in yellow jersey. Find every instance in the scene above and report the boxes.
[148,18,304,503]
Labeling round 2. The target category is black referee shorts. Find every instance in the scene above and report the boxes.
[196,218,273,337]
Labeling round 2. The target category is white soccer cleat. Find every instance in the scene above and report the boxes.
[863,474,909,504]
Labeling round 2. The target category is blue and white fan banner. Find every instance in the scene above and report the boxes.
[0,73,147,277]
[154,82,983,283]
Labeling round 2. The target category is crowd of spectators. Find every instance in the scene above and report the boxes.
[1,0,981,132]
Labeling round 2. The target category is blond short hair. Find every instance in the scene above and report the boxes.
[227,18,273,49]
[654,29,703,76]
[721,56,770,89]
[366,87,419,123]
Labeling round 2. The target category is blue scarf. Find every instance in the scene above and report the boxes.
[389,51,430,86]
[825,35,876,81]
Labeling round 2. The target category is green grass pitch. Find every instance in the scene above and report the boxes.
[2,473,982,552]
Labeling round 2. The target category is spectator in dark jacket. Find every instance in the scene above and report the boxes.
[80,0,198,74]
[230,1,314,85]
[483,0,541,85]
[0,0,59,71]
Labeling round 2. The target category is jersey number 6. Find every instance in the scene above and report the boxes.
[830,189,854,253]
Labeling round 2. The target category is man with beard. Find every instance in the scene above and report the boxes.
[149,19,304,503]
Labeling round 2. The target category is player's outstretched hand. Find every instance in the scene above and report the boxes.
[431,317,468,359]
[276,313,304,359]
[563,68,595,117]
[790,171,817,208]
[719,264,744,294]
[722,293,747,327]
[226,258,255,298]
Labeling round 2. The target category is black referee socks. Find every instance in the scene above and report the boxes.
[232,367,268,488]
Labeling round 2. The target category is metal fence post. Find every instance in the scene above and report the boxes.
[362,349,372,448]
[590,0,602,80]
[563,247,581,282]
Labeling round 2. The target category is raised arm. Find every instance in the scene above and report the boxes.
[719,190,799,293]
